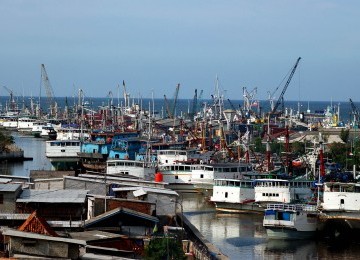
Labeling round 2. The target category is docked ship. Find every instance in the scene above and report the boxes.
[210,177,315,213]
[319,179,360,239]
[263,203,320,239]
[45,139,81,170]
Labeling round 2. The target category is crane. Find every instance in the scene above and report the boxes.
[271,57,302,114]
[190,89,198,119]
[349,98,360,127]
[3,86,17,111]
[41,64,56,117]
[163,94,172,118]
[227,98,245,120]
[171,83,180,118]
[122,80,130,108]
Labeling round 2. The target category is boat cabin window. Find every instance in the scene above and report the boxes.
[225,192,228,198]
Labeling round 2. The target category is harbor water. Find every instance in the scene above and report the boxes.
[5,133,360,259]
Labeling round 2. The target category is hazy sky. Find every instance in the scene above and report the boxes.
[1,1,359,102]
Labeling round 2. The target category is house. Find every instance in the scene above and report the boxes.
[0,183,22,213]
[111,186,179,216]
[84,207,159,237]
[16,189,88,228]
[3,229,86,259]
[69,230,138,258]
[87,195,156,219]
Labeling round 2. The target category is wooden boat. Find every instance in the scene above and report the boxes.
[263,203,319,239]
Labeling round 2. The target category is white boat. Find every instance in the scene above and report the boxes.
[254,179,314,205]
[158,162,260,192]
[263,204,319,239]
[157,149,213,165]
[45,140,81,170]
[210,178,259,212]
[17,117,37,132]
[31,121,57,139]
[106,159,157,181]
[2,116,18,129]
[56,127,90,140]
[321,181,360,212]
[40,125,57,140]
[210,178,315,213]
[319,181,360,236]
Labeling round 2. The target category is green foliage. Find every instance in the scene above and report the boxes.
[340,129,350,143]
[253,137,265,153]
[0,130,14,151]
[144,237,186,260]
[291,141,305,155]
[270,141,283,155]
[328,142,347,168]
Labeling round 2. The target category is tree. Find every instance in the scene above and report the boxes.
[291,141,305,155]
[340,129,350,143]
[144,237,186,260]
[0,130,14,152]
[328,142,347,169]
[253,137,265,153]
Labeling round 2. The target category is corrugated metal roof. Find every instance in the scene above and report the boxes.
[3,229,86,245]
[0,178,12,183]
[69,230,124,241]
[84,207,158,228]
[113,186,178,196]
[17,189,88,203]
[0,183,21,192]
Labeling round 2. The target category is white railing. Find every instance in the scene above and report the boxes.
[266,203,317,212]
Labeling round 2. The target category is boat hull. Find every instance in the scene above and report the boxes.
[214,201,264,213]
[266,227,317,239]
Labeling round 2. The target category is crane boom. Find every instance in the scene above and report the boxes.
[171,83,180,118]
[349,98,359,126]
[164,94,172,118]
[271,57,301,114]
[41,64,56,117]
[190,89,198,118]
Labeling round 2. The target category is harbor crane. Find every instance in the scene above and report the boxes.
[3,86,17,111]
[190,89,198,119]
[271,57,302,115]
[163,94,172,119]
[163,83,180,119]
[40,64,57,118]
[171,83,180,118]
[349,98,360,127]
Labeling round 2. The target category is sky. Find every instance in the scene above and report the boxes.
[1,1,360,102]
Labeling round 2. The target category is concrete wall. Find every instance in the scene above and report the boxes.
[32,178,64,190]
[0,192,17,213]
[9,237,80,259]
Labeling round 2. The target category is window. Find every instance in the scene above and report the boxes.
[225,192,228,198]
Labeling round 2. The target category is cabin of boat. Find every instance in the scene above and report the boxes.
[106,159,156,180]
[17,117,37,132]
[45,140,81,170]
[254,179,315,204]
[263,203,319,239]
[45,140,81,159]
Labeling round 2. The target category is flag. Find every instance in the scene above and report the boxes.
[153,224,158,233]
[123,80,125,87]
